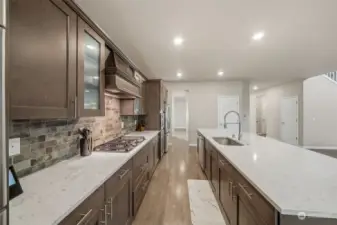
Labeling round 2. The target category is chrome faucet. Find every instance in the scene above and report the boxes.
[224,110,242,140]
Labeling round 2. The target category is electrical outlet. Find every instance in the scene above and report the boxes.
[9,138,20,156]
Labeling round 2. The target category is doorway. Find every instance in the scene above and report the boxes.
[256,94,267,136]
[281,96,299,145]
[217,96,240,136]
[172,92,189,140]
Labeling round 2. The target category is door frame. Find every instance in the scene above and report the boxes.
[217,95,240,129]
[171,91,189,139]
[280,96,299,145]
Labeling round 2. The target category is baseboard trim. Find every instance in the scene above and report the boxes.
[189,144,197,147]
[303,146,337,151]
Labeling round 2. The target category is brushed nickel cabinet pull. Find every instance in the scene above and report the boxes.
[99,204,108,225]
[107,197,114,219]
[229,181,233,196]
[77,209,93,225]
[119,168,130,180]
[219,159,228,166]
[239,183,253,200]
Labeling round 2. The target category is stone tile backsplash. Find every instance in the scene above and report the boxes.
[10,94,137,178]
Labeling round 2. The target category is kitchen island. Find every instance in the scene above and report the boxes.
[198,128,337,225]
[10,131,160,225]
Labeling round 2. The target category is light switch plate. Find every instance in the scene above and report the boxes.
[9,138,20,156]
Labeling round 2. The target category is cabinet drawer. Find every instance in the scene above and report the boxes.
[133,172,149,216]
[105,159,132,198]
[236,173,275,225]
[133,147,149,188]
[59,185,105,225]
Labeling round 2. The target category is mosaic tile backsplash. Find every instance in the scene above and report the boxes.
[9,94,137,177]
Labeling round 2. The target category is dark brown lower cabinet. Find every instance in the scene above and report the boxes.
[204,145,211,179]
[105,160,133,225]
[59,186,105,225]
[238,198,259,225]
[211,148,219,195]
[109,173,133,225]
[219,157,237,225]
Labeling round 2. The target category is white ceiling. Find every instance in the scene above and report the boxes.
[76,0,337,85]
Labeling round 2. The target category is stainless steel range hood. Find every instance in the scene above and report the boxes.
[105,52,141,98]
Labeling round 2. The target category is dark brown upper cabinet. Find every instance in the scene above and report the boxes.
[9,0,77,119]
[77,18,105,117]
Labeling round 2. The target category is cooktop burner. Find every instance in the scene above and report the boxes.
[94,136,145,153]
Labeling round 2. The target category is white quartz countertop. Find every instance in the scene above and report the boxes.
[10,131,159,225]
[198,128,337,219]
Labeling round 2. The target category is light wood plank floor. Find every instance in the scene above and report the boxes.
[133,137,206,225]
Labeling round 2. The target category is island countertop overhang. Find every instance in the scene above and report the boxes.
[198,128,337,219]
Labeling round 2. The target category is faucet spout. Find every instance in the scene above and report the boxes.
[223,110,242,140]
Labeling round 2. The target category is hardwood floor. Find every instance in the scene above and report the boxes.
[133,137,205,225]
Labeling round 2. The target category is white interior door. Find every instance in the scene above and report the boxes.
[218,96,240,135]
[281,96,299,145]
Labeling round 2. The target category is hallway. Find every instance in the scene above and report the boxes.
[133,137,205,225]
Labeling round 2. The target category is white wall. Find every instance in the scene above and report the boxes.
[165,81,246,145]
[303,76,337,148]
[255,80,304,145]
[173,97,187,129]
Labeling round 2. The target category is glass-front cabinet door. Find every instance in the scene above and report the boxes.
[77,18,105,117]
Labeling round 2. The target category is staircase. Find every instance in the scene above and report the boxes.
[325,71,337,83]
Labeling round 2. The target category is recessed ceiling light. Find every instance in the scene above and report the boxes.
[173,36,184,46]
[218,71,224,76]
[86,45,96,50]
[252,31,265,41]
[253,85,259,90]
[177,72,182,78]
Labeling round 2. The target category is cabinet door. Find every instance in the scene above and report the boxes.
[10,0,77,119]
[238,199,259,225]
[204,148,209,179]
[219,159,237,225]
[211,149,219,194]
[109,171,133,225]
[77,18,105,117]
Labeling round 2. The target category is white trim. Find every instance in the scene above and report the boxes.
[189,144,197,147]
[280,96,299,145]
[303,146,337,151]
[172,91,189,140]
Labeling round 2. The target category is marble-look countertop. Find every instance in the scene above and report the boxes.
[198,129,337,219]
[188,180,225,225]
[10,131,160,225]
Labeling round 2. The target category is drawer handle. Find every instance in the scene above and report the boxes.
[100,205,108,225]
[107,197,114,220]
[119,169,130,180]
[77,209,93,225]
[239,183,253,200]
[142,180,149,191]
[219,159,228,166]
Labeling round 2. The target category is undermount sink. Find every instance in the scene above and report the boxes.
[213,137,243,146]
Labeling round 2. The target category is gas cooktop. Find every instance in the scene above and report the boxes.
[94,136,145,153]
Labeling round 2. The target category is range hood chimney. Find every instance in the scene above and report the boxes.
[105,52,141,98]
